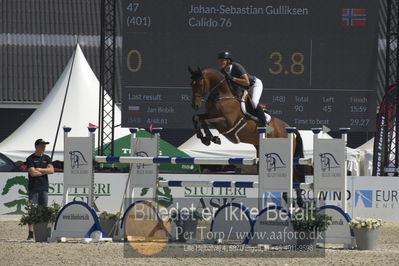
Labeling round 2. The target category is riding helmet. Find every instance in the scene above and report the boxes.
[217,50,233,61]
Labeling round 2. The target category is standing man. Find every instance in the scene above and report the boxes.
[26,139,54,240]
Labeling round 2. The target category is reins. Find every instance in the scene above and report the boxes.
[195,71,240,103]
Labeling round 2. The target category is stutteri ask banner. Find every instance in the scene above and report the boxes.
[0,173,128,218]
[1,173,399,222]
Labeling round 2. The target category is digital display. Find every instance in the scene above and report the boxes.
[121,0,379,131]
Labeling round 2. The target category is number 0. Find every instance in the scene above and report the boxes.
[127,49,142,72]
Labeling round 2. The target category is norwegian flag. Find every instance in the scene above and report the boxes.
[342,8,367,26]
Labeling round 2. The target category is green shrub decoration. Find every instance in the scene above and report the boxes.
[19,201,60,226]
[292,204,332,232]
[99,211,121,220]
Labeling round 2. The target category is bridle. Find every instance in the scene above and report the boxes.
[192,73,237,103]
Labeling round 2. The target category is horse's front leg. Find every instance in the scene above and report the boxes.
[201,123,221,145]
[198,114,222,145]
[192,114,203,138]
[192,114,211,146]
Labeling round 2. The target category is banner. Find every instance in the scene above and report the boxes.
[372,85,398,176]
[1,173,398,222]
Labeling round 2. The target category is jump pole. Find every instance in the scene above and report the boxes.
[95,127,308,211]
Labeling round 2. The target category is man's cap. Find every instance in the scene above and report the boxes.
[35,139,49,145]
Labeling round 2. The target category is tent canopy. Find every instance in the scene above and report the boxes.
[356,137,374,151]
[0,44,129,162]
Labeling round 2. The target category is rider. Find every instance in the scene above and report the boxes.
[217,50,270,126]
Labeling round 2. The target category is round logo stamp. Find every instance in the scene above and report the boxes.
[124,200,172,256]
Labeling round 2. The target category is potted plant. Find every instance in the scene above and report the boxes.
[19,201,60,242]
[349,217,383,250]
[99,211,121,238]
[291,204,332,248]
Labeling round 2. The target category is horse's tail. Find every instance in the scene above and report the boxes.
[293,129,305,184]
[293,129,304,159]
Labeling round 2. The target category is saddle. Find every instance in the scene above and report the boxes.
[211,83,270,144]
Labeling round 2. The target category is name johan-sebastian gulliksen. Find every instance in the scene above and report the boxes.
[188,4,309,15]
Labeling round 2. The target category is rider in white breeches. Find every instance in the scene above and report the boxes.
[217,50,271,126]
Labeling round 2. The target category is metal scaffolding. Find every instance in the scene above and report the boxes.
[98,0,117,156]
[373,0,399,176]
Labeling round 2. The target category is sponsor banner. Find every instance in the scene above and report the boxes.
[259,138,292,193]
[1,173,399,222]
[52,201,99,239]
[0,173,128,218]
[314,138,346,191]
[351,176,399,221]
[64,136,93,187]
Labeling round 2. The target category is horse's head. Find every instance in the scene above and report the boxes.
[188,66,207,110]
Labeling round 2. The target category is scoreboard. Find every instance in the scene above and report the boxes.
[121,0,380,131]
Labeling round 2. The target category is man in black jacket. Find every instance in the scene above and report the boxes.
[25,139,54,240]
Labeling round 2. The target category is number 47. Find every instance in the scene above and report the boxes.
[127,2,139,12]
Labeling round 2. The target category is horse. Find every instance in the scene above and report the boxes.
[188,66,305,188]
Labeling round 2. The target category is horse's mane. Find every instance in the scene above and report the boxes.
[203,68,224,78]
[189,67,223,80]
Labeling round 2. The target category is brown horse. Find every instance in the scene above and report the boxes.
[189,67,305,185]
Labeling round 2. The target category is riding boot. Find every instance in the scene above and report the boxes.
[255,105,267,127]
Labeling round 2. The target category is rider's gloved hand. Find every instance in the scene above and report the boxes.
[221,69,233,81]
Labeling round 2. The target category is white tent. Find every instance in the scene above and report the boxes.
[356,137,374,176]
[356,137,374,151]
[0,44,129,161]
[179,129,360,175]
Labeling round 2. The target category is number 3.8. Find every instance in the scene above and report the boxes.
[268,52,305,75]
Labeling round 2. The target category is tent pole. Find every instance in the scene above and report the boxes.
[50,43,78,161]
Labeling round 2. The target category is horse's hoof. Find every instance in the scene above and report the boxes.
[212,136,221,145]
[201,138,211,146]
